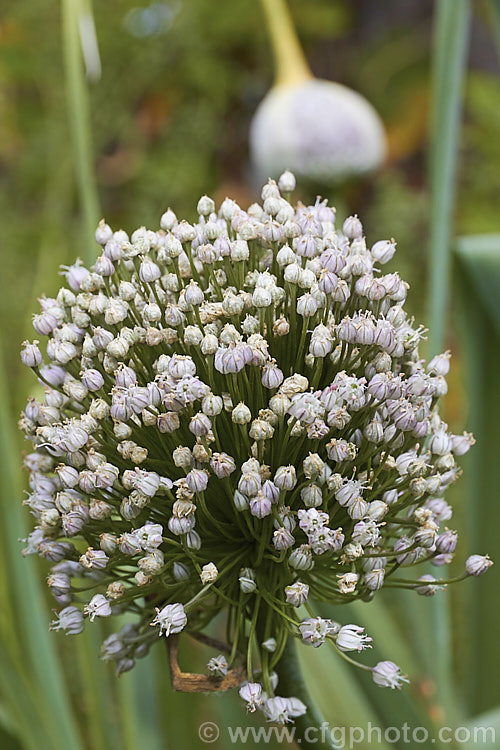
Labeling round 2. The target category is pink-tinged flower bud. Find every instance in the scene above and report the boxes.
[336,318,357,344]
[210,453,236,479]
[249,419,274,441]
[262,363,284,389]
[289,544,314,571]
[39,364,66,386]
[94,254,114,277]
[427,351,451,377]
[278,170,296,193]
[300,484,322,508]
[249,492,272,519]
[156,412,179,433]
[372,661,409,689]
[273,527,295,550]
[364,568,385,591]
[61,262,90,291]
[374,320,396,352]
[432,553,454,567]
[371,240,396,264]
[119,532,142,556]
[55,464,79,489]
[274,465,297,491]
[80,548,109,569]
[429,430,453,456]
[50,606,85,634]
[263,219,284,243]
[189,412,211,436]
[326,439,356,463]
[232,402,252,425]
[343,215,363,239]
[81,368,104,392]
[465,554,493,576]
[329,279,349,304]
[451,431,475,456]
[186,468,209,493]
[317,269,338,295]
[197,195,215,216]
[393,536,420,566]
[21,341,43,368]
[32,311,59,336]
[138,550,165,576]
[163,304,184,327]
[104,238,124,262]
[414,575,441,596]
[160,208,176,231]
[95,220,113,246]
[293,234,318,259]
[412,420,430,439]
[184,281,204,307]
[436,529,458,554]
[168,514,196,536]
[285,581,309,607]
[47,572,72,598]
[296,293,318,318]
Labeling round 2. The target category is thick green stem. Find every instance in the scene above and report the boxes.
[427,0,470,356]
[277,639,339,749]
[426,0,471,726]
[259,0,312,87]
[61,0,100,265]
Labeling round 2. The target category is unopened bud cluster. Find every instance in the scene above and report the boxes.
[19,174,491,723]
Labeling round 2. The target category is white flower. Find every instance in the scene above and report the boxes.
[336,624,372,652]
[239,682,263,712]
[207,654,228,677]
[200,563,218,584]
[264,696,306,724]
[84,595,112,622]
[299,617,333,647]
[285,581,309,607]
[372,661,409,689]
[337,572,359,594]
[151,603,187,636]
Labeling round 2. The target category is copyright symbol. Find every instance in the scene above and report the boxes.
[198,721,220,743]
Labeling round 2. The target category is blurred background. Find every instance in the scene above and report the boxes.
[1,0,499,748]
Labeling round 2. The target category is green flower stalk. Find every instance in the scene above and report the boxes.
[19,175,492,725]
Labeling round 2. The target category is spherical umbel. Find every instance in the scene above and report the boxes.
[250,80,386,184]
[19,174,490,724]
